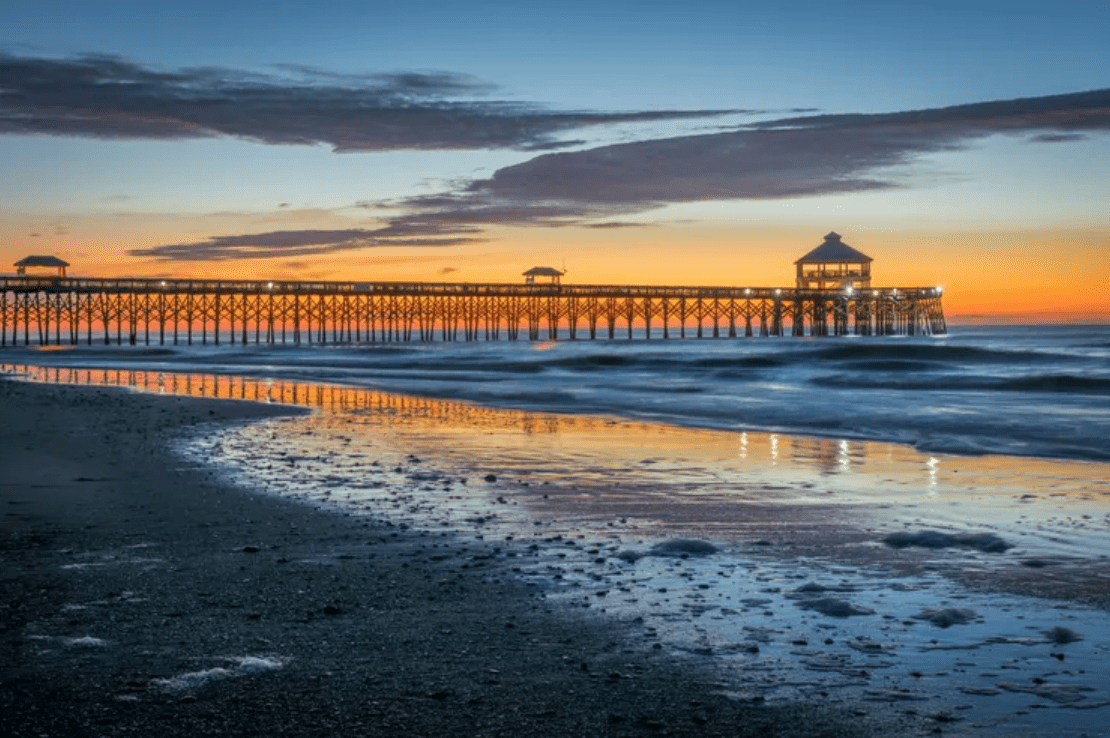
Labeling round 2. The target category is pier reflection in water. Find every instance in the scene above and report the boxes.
[6,362,1108,560]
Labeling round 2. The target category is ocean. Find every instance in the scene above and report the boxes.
[5,323,1109,462]
[5,323,1110,734]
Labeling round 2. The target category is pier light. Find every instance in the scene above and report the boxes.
[1,240,949,345]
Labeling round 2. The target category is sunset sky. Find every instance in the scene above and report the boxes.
[2,1,1108,322]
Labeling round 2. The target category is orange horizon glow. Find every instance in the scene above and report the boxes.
[2,219,1107,325]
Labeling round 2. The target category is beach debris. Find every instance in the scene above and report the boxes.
[649,539,719,557]
[151,656,285,693]
[1044,626,1083,644]
[152,667,233,693]
[237,656,285,674]
[483,474,497,482]
[882,530,1013,553]
[911,608,979,628]
[794,596,874,618]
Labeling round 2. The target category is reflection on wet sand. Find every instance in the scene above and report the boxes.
[7,361,1110,569]
[6,361,1110,736]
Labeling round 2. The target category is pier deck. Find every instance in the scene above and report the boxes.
[1,277,946,346]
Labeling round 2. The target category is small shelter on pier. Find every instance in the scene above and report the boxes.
[523,266,565,285]
[795,233,871,290]
[14,255,69,278]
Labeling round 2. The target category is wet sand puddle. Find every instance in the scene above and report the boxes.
[8,366,1110,736]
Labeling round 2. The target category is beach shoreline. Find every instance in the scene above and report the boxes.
[0,377,913,737]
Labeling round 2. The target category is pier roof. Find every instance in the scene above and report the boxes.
[14,254,69,277]
[522,266,565,277]
[794,232,872,264]
[14,255,70,269]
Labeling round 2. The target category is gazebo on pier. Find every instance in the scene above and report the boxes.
[523,266,565,285]
[14,255,69,278]
[795,232,871,290]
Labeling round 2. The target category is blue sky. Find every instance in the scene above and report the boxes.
[6,1,1106,108]
[1,1,1108,317]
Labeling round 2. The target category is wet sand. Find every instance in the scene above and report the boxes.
[1,377,913,737]
[187,380,1110,736]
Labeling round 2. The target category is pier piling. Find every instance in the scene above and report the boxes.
[0,278,946,347]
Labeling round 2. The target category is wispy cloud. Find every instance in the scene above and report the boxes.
[0,53,737,152]
[129,226,482,261]
[469,89,1110,205]
[127,87,1110,261]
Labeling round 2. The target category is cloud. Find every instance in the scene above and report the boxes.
[129,88,1110,261]
[751,89,1110,136]
[469,88,1110,206]
[0,53,737,152]
[129,226,484,261]
[1028,132,1088,143]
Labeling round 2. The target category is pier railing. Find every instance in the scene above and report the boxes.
[0,276,946,346]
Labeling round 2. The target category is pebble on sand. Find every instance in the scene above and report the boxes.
[794,597,874,618]
[650,539,719,557]
[1044,626,1083,644]
[911,608,978,628]
[882,530,1013,553]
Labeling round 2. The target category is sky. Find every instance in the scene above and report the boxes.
[1,0,1108,322]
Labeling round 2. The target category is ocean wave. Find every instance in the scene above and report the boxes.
[31,346,179,358]
[996,375,1110,394]
[694,356,787,369]
[833,359,946,372]
[913,434,1110,462]
[545,353,639,369]
[802,343,1069,365]
[811,373,1110,395]
[7,326,1110,465]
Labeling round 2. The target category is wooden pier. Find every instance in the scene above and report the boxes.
[0,276,946,346]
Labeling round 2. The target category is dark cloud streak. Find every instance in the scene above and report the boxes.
[0,53,737,152]
[120,85,1110,261]
[129,227,484,261]
[470,88,1110,206]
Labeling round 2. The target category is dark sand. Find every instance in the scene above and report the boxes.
[0,379,924,737]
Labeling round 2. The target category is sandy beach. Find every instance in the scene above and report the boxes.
[0,377,921,737]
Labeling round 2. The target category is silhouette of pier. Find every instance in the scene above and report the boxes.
[0,276,946,346]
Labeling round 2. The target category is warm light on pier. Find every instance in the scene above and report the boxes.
[0,276,947,346]
[2,235,946,346]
